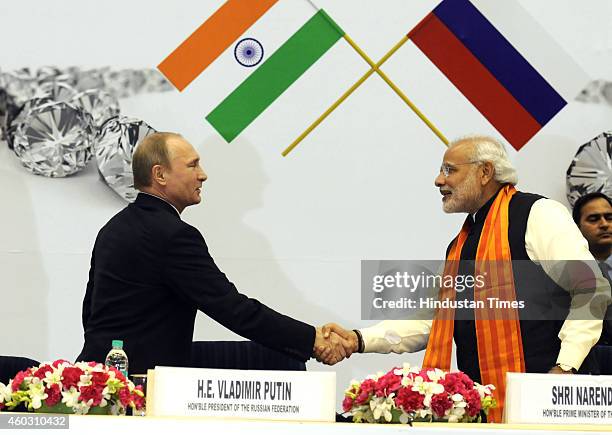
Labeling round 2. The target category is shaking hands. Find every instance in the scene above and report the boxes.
[312,323,360,365]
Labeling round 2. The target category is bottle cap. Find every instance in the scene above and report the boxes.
[111,339,123,349]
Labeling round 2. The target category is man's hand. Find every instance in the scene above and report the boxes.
[322,322,359,352]
[548,365,575,375]
[313,323,359,365]
[313,327,353,365]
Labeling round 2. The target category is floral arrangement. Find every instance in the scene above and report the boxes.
[342,363,496,423]
[0,360,145,415]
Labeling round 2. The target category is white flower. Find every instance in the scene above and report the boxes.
[448,414,460,423]
[474,383,495,399]
[61,387,80,408]
[400,376,413,387]
[27,378,47,409]
[78,373,92,387]
[369,396,394,422]
[399,411,412,424]
[415,408,432,419]
[393,362,420,377]
[366,371,385,382]
[426,368,446,382]
[72,401,91,415]
[412,376,445,396]
[44,368,62,387]
[451,393,467,407]
[0,382,13,403]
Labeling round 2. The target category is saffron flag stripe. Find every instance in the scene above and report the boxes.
[206,10,344,143]
[410,13,541,150]
[471,0,588,101]
[432,0,566,126]
[158,0,279,91]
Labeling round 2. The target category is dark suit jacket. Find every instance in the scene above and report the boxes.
[77,193,315,374]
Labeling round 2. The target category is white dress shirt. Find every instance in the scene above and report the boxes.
[360,198,610,371]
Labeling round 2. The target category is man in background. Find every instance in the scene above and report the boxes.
[77,132,344,373]
[573,192,612,346]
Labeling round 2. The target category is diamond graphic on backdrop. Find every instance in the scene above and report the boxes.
[0,88,11,140]
[234,38,264,67]
[73,67,107,92]
[5,95,54,149]
[0,70,38,105]
[141,69,174,93]
[36,81,78,103]
[12,101,95,177]
[96,116,157,202]
[566,131,612,207]
[102,69,146,98]
[576,79,612,106]
[71,89,120,128]
[36,65,75,86]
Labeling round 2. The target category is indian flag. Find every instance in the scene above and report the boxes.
[158,0,346,143]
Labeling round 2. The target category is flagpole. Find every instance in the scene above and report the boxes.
[282,35,408,157]
[343,34,449,147]
[282,35,447,156]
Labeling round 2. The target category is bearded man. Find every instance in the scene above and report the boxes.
[323,135,609,422]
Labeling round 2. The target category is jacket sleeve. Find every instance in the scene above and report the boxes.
[82,239,97,330]
[360,319,432,354]
[162,224,315,362]
[526,199,610,370]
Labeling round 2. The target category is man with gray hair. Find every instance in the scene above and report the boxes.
[323,135,609,422]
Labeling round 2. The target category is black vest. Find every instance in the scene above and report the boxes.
[450,191,569,383]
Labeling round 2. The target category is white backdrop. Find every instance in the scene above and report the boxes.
[1,0,612,409]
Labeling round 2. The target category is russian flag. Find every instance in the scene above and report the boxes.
[408,0,588,150]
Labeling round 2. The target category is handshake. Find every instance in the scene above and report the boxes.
[312,323,361,365]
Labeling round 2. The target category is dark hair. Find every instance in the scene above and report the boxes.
[132,132,182,190]
[572,192,612,224]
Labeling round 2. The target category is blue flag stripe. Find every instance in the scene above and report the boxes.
[433,0,566,126]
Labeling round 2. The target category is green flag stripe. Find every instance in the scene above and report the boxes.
[206,9,345,142]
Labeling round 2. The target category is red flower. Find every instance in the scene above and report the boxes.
[90,371,109,387]
[374,372,402,397]
[0,403,4,410]
[441,372,474,396]
[79,385,104,407]
[133,387,146,410]
[354,379,376,405]
[52,359,71,368]
[417,369,431,382]
[108,367,126,383]
[342,396,354,412]
[62,367,84,389]
[464,389,482,417]
[430,393,453,418]
[118,387,131,407]
[11,371,28,390]
[32,365,53,380]
[394,388,425,413]
[87,362,98,367]
[45,384,61,407]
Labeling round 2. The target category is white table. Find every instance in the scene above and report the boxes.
[4,413,612,435]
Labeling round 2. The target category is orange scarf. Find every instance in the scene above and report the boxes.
[423,185,525,423]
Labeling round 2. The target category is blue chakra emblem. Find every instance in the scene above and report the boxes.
[234,38,264,67]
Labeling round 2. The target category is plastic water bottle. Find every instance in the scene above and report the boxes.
[105,339,128,378]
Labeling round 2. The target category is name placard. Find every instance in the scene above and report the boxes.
[146,366,336,422]
[505,372,612,424]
